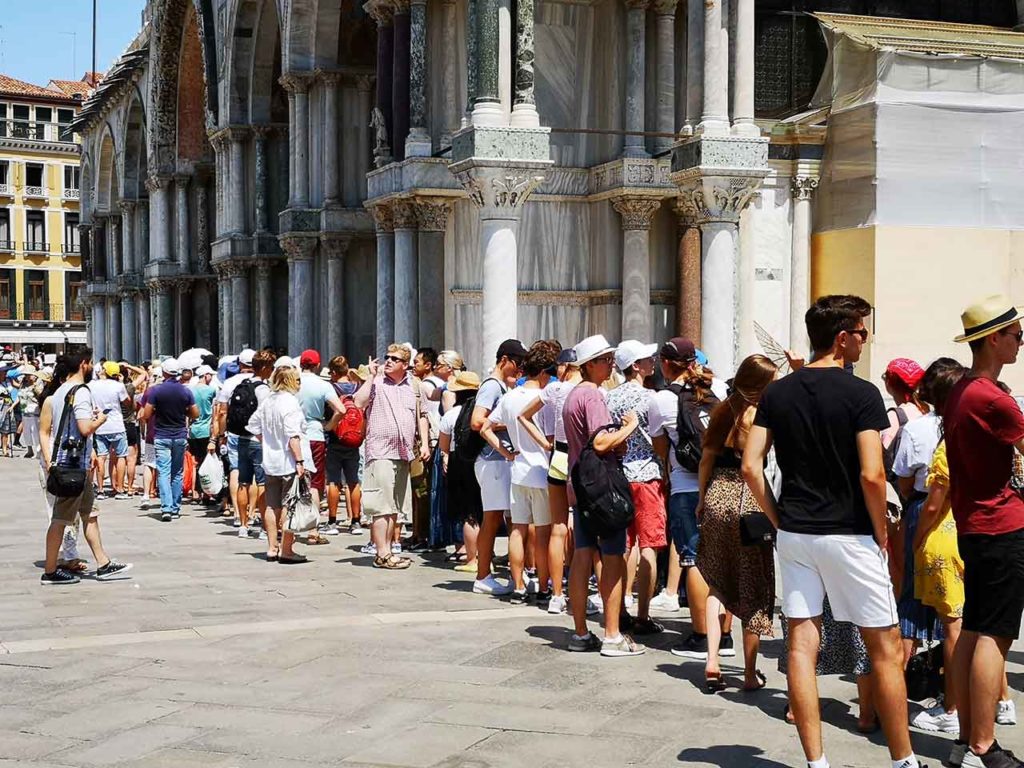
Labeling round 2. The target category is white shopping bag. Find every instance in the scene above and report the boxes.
[198,452,225,497]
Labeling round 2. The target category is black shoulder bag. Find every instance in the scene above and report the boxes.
[45,385,89,498]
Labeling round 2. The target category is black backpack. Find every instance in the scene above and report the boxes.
[667,383,719,473]
[452,378,500,463]
[571,423,635,538]
[226,378,266,436]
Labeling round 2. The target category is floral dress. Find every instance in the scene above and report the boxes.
[914,441,965,619]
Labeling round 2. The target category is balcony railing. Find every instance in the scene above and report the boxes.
[0,120,76,144]
[24,186,47,199]
[0,303,81,323]
[63,188,80,200]
[23,241,49,254]
[0,239,12,252]
[0,184,10,196]
[61,243,81,254]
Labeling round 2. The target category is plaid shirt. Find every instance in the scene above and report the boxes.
[364,373,418,462]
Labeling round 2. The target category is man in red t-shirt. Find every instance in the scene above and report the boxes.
[945,294,1024,768]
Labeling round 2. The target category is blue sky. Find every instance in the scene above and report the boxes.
[1,0,147,86]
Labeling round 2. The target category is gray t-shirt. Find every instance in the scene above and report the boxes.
[475,377,512,461]
[49,381,94,469]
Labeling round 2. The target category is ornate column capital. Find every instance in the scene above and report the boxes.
[251,124,273,140]
[791,175,819,201]
[255,258,274,279]
[392,0,411,13]
[674,177,762,226]
[279,234,317,262]
[118,200,136,215]
[147,279,171,295]
[415,198,453,232]
[364,0,395,25]
[315,69,345,86]
[172,277,195,295]
[225,125,250,142]
[173,173,191,188]
[279,71,314,94]
[218,261,243,279]
[612,196,662,231]
[320,234,351,260]
[652,0,677,14]
[145,173,172,193]
[392,200,419,230]
[370,204,395,233]
[355,75,375,93]
[453,167,545,217]
[624,0,651,9]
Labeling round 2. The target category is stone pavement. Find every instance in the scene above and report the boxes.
[0,457,1021,768]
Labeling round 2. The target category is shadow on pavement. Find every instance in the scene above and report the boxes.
[677,744,790,766]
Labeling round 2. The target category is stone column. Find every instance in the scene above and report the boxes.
[146,174,172,263]
[613,196,661,340]
[498,0,513,118]
[731,0,757,137]
[228,128,247,232]
[465,0,478,126]
[255,259,273,348]
[790,176,817,353]
[91,219,106,281]
[79,224,93,281]
[371,5,395,167]
[700,0,729,135]
[137,201,149,269]
[416,198,451,346]
[622,0,650,158]
[174,174,190,269]
[406,0,432,156]
[107,297,122,360]
[452,167,545,362]
[392,0,412,161]
[175,279,194,350]
[110,216,122,277]
[281,235,317,350]
[216,267,232,352]
[356,77,373,199]
[119,201,135,275]
[92,301,107,360]
[510,0,539,127]
[472,0,503,125]
[653,0,677,152]
[321,235,350,355]
[138,291,151,362]
[673,211,701,341]
[440,0,460,143]
[373,205,396,353]
[120,291,138,363]
[1017,0,1024,29]
[281,74,311,208]
[151,281,174,356]
[320,72,343,206]
[195,176,210,274]
[228,262,251,348]
[392,200,419,344]
[252,126,271,232]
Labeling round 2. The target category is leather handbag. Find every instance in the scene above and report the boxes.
[905,641,944,702]
[45,385,88,498]
[739,511,776,546]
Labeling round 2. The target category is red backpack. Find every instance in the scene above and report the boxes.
[334,395,365,447]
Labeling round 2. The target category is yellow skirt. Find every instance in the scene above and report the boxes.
[914,508,965,620]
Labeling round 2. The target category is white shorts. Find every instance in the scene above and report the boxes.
[143,443,156,468]
[777,530,898,628]
[510,484,551,526]
[474,458,511,512]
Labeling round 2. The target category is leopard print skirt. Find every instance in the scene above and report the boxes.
[696,468,775,637]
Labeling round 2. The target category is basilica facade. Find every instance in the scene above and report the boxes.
[73,0,1024,378]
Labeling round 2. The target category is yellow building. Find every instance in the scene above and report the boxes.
[0,72,94,354]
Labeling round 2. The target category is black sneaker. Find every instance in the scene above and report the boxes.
[965,742,1024,768]
[619,612,636,632]
[720,632,737,657]
[670,632,708,659]
[41,568,80,586]
[510,589,529,605]
[95,561,133,580]
[160,511,172,522]
[535,589,553,606]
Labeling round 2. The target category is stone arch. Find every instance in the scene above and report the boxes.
[227,0,286,124]
[285,0,343,71]
[122,90,149,200]
[177,3,212,163]
[96,126,119,213]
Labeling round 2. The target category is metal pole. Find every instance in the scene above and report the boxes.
[91,0,97,83]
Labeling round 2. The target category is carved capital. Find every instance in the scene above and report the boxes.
[315,69,345,86]
[148,279,171,296]
[251,124,273,140]
[652,0,677,14]
[279,234,317,262]
[225,125,250,142]
[173,277,194,295]
[791,175,819,202]
[392,0,411,13]
[454,168,545,215]
[370,204,394,233]
[279,71,314,95]
[624,0,651,10]
[612,196,661,231]
[675,176,763,225]
[415,198,453,233]
[220,261,244,279]
[118,200,136,216]
[355,75,374,93]
[320,234,351,260]
[364,0,395,25]
[145,173,171,193]
[392,200,419,230]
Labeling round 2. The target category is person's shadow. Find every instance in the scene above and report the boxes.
[677,744,789,766]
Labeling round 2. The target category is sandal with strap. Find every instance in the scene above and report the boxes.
[705,671,727,693]
[373,555,411,570]
[743,670,767,692]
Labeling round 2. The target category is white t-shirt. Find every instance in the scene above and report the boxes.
[892,410,941,493]
[89,378,129,435]
[421,375,444,421]
[541,379,578,443]
[246,391,305,477]
[648,379,728,495]
[439,405,462,449]
[488,386,550,489]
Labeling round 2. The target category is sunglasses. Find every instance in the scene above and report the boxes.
[999,328,1024,343]
[845,328,869,342]
[384,354,407,363]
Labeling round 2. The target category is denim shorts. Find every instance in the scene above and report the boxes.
[227,434,265,485]
[572,507,627,556]
[94,431,129,458]
[668,491,700,567]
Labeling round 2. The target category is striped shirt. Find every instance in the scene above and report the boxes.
[364,373,418,462]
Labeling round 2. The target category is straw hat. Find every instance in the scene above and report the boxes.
[448,371,482,392]
[954,294,1024,343]
[352,364,371,381]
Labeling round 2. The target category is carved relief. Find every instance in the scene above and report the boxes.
[320,234,351,260]
[392,200,419,230]
[279,234,317,262]
[370,204,395,233]
[492,173,544,209]
[791,175,819,201]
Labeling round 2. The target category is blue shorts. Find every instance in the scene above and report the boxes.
[668,491,700,567]
[572,507,627,556]
[94,432,129,458]
[227,434,265,485]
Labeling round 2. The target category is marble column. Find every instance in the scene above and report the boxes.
[392,0,412,161]
[152,281,174,355]
[213,133,229,236]
[217,268,232,352]
[192,279,212,351]
[195,176,210,274]
[322,235,350,356]
[320,72,343,206]
[416,199,451,346]
[92,301,107,359]
[406,0,432,156]
[138,291,151,362]
[228,128,247,232]
[440,0,460,143]
[119,202,135,275]
[146,174,172,263]
[91,220,106,281]
[371,6,395,167]
[281,235,317,351]
[790,176,817,353]
[699,221,737,374]
[175,279,193,350]
[174,174,190,269]
[465,0,478,126]
[472,0,503,125]
[253,126,271,232]
[731,0,757,137]
[229,263,251,348]
[110,217,122,277]
[613,196,661,341]
[137,201,150,269]
[107,297,121,360]
[623,0,650,158]
[373,205,396,353]
[674,214,701,341]
[700,0,730,135]
[510,0,539,127]
[120,292,137,363]
[498,0,513,118]
[356,77,373,199]
[653,0,677,152]
[392,200,419,344]
[255,260,273,348]
[281,74,311,208]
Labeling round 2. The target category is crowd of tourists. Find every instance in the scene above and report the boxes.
[24,291,1024,768]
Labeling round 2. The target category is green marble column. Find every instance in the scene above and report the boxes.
[475,0,499,105]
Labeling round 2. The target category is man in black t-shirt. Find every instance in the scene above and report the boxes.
[743,295,920,768]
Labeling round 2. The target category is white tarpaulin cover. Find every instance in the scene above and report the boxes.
[812,16,1024,232]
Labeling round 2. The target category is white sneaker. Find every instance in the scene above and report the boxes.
[259,530,268,541]
[624,595,636,610]
[473,574,513,596]
[237,525,249,539]
[360,542,377,556]
[998,699,1018,726]
[912,707,960,734]
[547,594,567,614]
[233,517,241,528]
[586,595,602,615]
[391,543,402,555]
[649,589,681,612]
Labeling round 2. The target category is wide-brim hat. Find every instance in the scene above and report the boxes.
[573,335,616,366]
[954,294,1024,343]
[449,371,482,392]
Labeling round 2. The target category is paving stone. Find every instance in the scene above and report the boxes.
[158,702,331,734]
[48,724,200,766]
[0,731,80,761]
[28,699,187,740]
[342,723,496,767]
